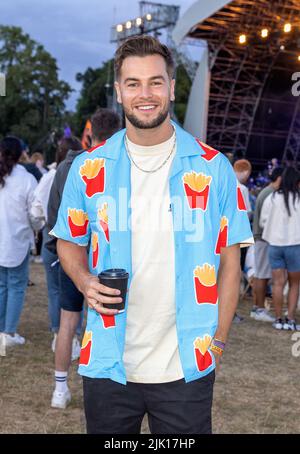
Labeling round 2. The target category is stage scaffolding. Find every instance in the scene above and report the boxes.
[185,0,300,164]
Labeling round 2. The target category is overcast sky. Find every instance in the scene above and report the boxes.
[1,0,196,110]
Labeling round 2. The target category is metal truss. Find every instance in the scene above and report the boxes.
[110,1,180,44]
[186,0,300,162]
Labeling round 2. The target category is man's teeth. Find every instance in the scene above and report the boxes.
[137,105,155,110]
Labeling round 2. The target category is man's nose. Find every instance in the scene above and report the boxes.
[139,84,153,98]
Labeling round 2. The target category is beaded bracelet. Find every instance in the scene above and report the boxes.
[210,338,226,356]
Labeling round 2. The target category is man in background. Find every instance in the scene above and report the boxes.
[48,108,121,409]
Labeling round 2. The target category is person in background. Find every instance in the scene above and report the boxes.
[0,137,43,351]
[233,159,253,323]
[233,159,252,220]
[250,167,283,322]
[31,137,83,346]
[260,166,300,331]
[30,152,47,175]
[19,142,43,182]
[49,109,121,409]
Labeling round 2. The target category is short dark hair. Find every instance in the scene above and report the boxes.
[270,167,283,182]
[91,108,121,142]
[56,136,82,165]
[114,35,175,80]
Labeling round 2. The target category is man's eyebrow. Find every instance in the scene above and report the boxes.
[124,75,166,83]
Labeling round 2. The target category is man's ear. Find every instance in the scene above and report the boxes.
[114,81,122,104]
[170,78,176,102]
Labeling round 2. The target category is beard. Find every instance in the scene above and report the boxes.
[123,104,170,129]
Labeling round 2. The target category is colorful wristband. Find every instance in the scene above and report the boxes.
[210,344,223,356]
[212,338,226,351]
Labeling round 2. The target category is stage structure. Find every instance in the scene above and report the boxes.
[173,0,300,166]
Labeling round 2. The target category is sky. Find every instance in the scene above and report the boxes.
[1,0,196,110]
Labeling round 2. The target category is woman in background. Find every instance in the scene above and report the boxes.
[0,137,42,348]
[260,166,300,331]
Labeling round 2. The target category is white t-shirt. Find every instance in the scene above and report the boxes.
[0,164,37,267]
[260,192,300,246]
[123,132,184,383]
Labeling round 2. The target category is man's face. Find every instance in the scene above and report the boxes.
[115,54,175,129]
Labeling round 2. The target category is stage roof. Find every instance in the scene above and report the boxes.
[173,0,300,166]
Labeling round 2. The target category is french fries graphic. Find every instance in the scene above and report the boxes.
[100,314,116,329]
[183,171,212,210]
[196,139,219,161]
[237,185,247,211]
[98,203,109,243]
[215,216,228,254]
[194,335,213,371]
[194,264,218,305]
[80,158,105,197]
[79,330,92,366]
[92,232,99,268]
[68,208,89,237]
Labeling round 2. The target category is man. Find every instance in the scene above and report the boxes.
[52,36,253,433]
[250,167,283,322]
[48,109,120,409]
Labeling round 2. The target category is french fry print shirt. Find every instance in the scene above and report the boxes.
[51,122,253,385]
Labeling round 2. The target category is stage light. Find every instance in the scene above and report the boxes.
[298,55,300,62]
[280,45,285,51]
[116,24,123,32]
[239,34,247,44]
[126,21,132,29]
[146,13,152,21]
[261,28,269,38]
[284,23,292,33]
[136,17,142,26]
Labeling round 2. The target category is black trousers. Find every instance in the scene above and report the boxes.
[83,371,215,434]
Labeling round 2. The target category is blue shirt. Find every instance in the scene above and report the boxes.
[52,122,253,385]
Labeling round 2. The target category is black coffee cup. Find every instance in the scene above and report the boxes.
[98,268,129,312]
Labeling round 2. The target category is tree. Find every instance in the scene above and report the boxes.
[74,59,114,135]
[0,26,72,148]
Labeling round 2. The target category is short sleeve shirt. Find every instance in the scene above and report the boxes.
[52,124,253,384]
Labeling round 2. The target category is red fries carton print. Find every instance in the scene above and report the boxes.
[237,184,247,211]
[215,216,228,254]
[68,208,89,237]
[98,203,109,243]
[80,158,105,198]
[183,171,212,211]
[194,335,213,372]
[79,330,92,366]
[92,232,99,269]
[196,139,219,161]
[100,314,116,329]
[194,264,218,305]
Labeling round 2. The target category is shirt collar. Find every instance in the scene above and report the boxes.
[97,121,202,161]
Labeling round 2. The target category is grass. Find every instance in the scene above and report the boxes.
[0,263,299,433]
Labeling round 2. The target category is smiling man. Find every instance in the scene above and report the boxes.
[52,35,253,434]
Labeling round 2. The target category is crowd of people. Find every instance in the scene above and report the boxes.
[0,35,299,434]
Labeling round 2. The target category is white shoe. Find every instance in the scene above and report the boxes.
[51,389,71,409]
[250,306,258,318]
[51,333,57,353]
[4,333,25,347]
[253,309,275,323]
[33,255,43,264]
[71,336,81,361]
